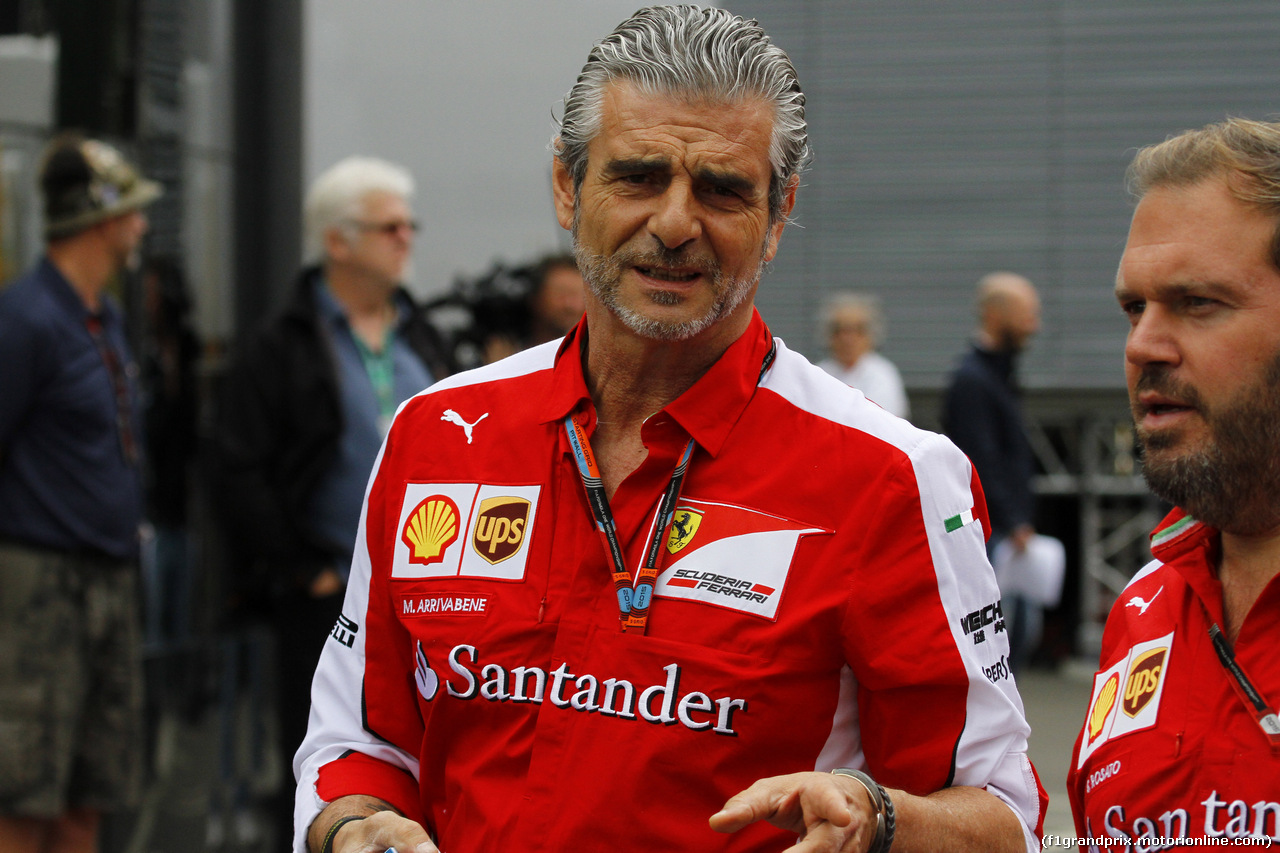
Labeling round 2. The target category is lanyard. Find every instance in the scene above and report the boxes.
[565,416,692,634]
[85,315,139,466]
[353,329,398,436]
[565,340,777,634]
[1208,623,1280,749]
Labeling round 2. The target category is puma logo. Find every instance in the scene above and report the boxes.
[441,409,488,444]
[1125,587,1163,616]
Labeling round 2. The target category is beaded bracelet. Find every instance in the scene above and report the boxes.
[319,814,367,853]
[830,768,896,853]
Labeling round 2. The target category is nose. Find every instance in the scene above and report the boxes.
[648,180,702,251]
[1125,306,1180,370]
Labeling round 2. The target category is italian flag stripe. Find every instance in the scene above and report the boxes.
[1151,515,1199,549]
[945,508,975,533]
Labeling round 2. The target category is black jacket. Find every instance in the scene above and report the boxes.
[940,344,1035,537]
[211,266,453,602]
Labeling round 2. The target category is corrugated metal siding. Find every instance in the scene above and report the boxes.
[733,0,1280,390]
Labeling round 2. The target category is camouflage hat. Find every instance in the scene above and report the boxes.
[40,134,162,239]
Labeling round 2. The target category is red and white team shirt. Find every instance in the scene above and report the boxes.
[1068,509,1280,850]
[295,311,1045,853]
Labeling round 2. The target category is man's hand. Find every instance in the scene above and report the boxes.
[308,798,439,853]
[709,772,877,853]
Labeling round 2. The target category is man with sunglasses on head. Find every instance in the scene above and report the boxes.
[0,132,159,853]
[213,156,453,850]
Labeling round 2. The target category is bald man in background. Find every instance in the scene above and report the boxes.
[942,272,1042,669]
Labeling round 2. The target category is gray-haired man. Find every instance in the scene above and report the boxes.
[213,155,454,850]
[295,8,1044,853]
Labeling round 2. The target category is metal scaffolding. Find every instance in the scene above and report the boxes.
[1026,394,1166,663]
[916,387,1163,661]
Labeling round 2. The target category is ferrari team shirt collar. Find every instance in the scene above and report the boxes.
[536,309,775,458]
[1148,506,1225,619]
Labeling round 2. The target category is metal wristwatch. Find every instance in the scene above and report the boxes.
[830,768,896,853]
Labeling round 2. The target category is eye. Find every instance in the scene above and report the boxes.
[1118,298,1145,320]
[1184,295,1219,311]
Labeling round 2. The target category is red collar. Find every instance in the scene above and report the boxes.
[535,309,775,459]
[1148,506,1213,560]
[1148,506,1226,615]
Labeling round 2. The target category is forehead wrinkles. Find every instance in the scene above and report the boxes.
[593,86,773,175]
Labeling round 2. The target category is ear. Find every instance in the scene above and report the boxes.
[551,152,577,232]
[323,225,351,262]
[763,174,799,263]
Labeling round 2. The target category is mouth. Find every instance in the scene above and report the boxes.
[1135,393,1196,430]
[635,265,701,284]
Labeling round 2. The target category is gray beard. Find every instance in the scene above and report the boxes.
[571,223,765,342]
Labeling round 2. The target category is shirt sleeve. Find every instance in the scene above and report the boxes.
[841,432,1046,851]
[292,434,426,853]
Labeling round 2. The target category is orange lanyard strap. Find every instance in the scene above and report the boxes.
[565,414,693,635]
[1209,623,1280,749]
[564,340,776,635]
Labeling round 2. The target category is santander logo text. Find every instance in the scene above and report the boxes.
[423,643,750,736]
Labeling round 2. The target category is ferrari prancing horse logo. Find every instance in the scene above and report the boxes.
[666,508,703,554]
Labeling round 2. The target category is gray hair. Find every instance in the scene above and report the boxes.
[553,4,811,224]
[303,156,414,261]
[1128,117,1280,271]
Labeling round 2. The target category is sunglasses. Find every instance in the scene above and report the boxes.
[349,219,420,236]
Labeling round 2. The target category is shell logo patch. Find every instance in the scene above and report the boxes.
[471,497,530,564]
[401,496,461,566]
[1076,631,1174,769]
[392,483,540,581]
[1088,673,1119,744]
[665,508,703,554]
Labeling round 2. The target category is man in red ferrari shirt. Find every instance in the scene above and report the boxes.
[1067,119,1280,847]
[295,7,1045,853]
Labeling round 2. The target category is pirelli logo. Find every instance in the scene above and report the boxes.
[392,483,540,581]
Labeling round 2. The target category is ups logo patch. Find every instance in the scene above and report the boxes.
[1122,647,1167,718]
[471,496,531,564]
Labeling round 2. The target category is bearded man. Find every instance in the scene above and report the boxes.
[1068,118,1280,847]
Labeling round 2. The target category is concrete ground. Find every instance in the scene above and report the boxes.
[1021,661,1097,840]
